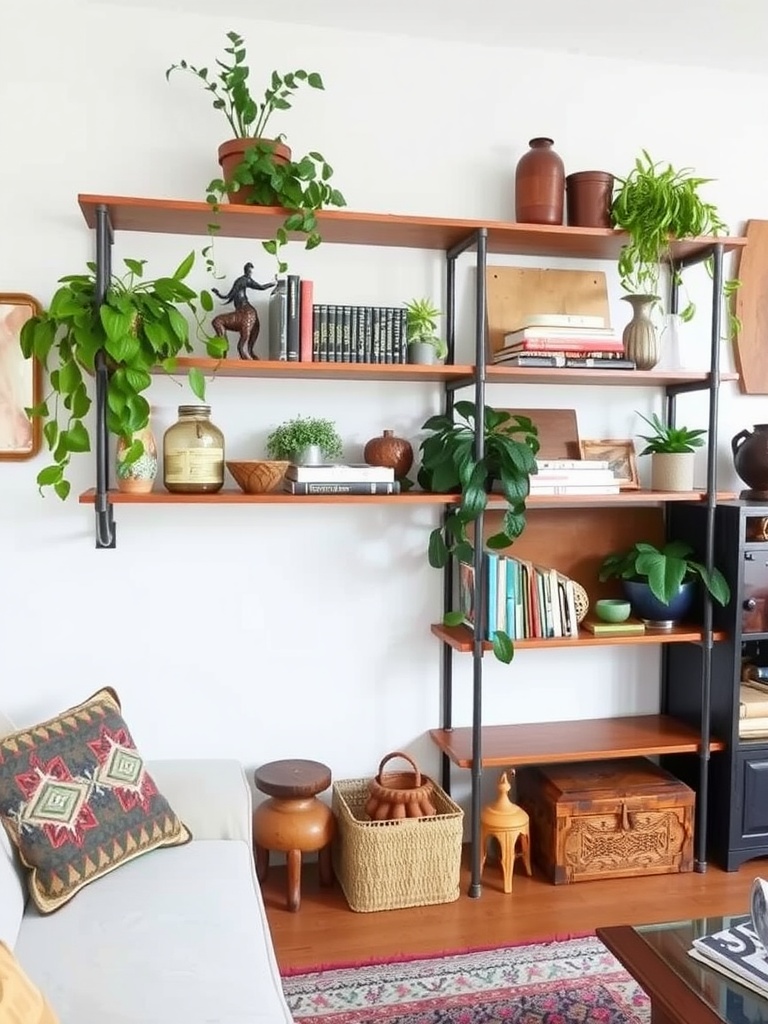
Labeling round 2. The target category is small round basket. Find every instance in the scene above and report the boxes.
[365,751,436,822]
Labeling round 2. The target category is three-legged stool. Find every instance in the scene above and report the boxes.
[253,758,335,912]
[480,769,532,893]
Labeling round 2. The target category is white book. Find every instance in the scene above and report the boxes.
[534,470,617,484]
[528,483,621,495]
[286,463,395,482]
[522,313,606,330]
[503,326,618,344]
[536,459,611,471]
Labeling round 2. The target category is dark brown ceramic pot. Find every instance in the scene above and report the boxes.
[217,138,292,204]
[515,137,565,225]
[364,429,414,479]
[733,424,768,498]
[566,171,615,228]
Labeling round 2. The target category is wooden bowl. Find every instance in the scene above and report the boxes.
[226,460,289,494]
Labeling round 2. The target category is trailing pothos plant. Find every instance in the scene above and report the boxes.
[19,251,226,499]
[611,150,740,335]
[419,402,539,663]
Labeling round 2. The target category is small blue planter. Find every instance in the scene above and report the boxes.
[622,579,697,627]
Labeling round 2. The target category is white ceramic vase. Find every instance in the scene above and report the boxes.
[650,452,696,492]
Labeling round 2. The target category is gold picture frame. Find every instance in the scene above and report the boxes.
[0,293,41,460]
[580,438,639,490]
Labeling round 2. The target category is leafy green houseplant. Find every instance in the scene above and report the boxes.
[420,402,539,662]
[636,411,706,492]
[19,252,225,499]
[611,150,739,332]
[265,416,343,462]
[167,30,346,273]
[404,298,447,364]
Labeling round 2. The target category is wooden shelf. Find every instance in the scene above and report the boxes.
[486,366,740,387]
[78,195,746,261]
[524,489,736,506]
[78,488,457,505]
[431,622,726,651]
[159,357,474,383]
[429,715,726,769]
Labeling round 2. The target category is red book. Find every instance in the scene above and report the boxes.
[299,280,314,362]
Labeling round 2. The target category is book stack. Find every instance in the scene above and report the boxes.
[529,458,621,496]
[283,463,400,496]
[495,313,634,370]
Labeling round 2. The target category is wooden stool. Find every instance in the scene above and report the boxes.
[253,759,335,912]
[480,770,532,893]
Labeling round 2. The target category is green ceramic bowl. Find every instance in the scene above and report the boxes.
[595,598,631,623]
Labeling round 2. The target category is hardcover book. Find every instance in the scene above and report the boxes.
[581,619,645,635]
[689,912,768,997]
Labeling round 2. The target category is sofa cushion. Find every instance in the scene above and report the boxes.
[0,688,190,914]
[14,839,294,1024]
[0,941,59,1023]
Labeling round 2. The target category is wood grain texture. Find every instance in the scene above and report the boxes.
[430,622,726,651]
[78,195,747,261]
[734,219,768,393]
[429,716,725,769]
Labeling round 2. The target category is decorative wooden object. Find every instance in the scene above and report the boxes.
[365,752,436,821]
[498,407,579,460]
[252,758,335,912]
[516,757,694,884]
[480,770,532,893]
[734,219,768,394]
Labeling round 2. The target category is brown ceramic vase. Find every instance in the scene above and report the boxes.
[363,429,414,479]
[515,137,565,225]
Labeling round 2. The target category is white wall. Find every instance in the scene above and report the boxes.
[3,0,768,810]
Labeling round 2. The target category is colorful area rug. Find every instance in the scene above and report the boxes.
[281,935,651,1023]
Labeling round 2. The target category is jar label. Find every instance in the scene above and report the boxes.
[164,447,224,484]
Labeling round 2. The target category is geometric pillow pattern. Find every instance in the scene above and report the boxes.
[0,688,190,913]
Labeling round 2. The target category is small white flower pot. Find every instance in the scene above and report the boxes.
[650,452,696,492]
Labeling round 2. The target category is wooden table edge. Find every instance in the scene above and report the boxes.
[596,924,724,1024]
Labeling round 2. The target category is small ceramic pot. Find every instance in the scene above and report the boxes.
[296,444,324,465]
[595,599,631,623]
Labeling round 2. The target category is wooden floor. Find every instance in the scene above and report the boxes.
[263,846,768,972]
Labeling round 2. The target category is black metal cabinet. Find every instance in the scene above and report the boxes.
[664,500,768,870]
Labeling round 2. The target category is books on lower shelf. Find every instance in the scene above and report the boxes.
[687,879,768,997]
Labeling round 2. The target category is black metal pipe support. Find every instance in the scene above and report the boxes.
[469,228,488,898]
[94,204,115,549]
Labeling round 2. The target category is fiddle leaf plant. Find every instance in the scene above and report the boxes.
[19,251,226,499]
[419,402,539,663]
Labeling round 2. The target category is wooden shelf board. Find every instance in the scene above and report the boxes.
[486,367,740,387]
[431,622,726,651]
[523,490,737,506]
[429,715,726,768]
[78,195,746,261]
[158,357,474,383]
[78,488,457,506]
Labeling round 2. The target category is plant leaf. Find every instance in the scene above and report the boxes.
[188,366,206,400]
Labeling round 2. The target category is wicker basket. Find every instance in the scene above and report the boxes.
[332,777,463,912]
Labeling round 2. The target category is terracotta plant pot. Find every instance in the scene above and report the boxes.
[217,138,292,205]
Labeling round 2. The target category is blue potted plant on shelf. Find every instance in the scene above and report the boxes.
[598,540,730,628]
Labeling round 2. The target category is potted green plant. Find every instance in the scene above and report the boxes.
[167,30,346,273]
[636,411,706,492]
[265,415,343,465]
[404,298,447,364]
[419,402,539,662]
[599,540,730,626]
[19,252,225,499]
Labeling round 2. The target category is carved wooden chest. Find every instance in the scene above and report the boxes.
[516,757,694,884]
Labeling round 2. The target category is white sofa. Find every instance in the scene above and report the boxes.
[0,758,295,1024]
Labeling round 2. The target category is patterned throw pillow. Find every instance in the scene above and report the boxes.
[0,942,59,1024]
[0,688,190,913]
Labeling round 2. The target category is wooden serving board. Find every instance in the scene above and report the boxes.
[734,219,768,394]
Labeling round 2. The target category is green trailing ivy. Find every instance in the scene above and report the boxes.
[419,402,539,663]
[19,252,225,499]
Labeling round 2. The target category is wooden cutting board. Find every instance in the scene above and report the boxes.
[734,219,768,394]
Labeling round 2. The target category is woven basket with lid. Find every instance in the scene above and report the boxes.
[364,751,437,821]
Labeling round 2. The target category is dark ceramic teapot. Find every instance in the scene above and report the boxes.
[732,424,768,498]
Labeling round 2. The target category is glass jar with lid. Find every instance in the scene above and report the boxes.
[163,405,225,494]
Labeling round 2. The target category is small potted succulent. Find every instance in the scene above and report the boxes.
[167,30,346,273]
[636,411,706,492]
[265,415,343,465]
[404,298,447,365]
[599,540,730,627]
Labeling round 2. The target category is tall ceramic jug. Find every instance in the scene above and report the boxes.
[732,424,768,498]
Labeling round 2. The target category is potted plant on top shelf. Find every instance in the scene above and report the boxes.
[404,298,447,365]
[166,30,346,273]
[599,540,730,628]
[636,411,707,492]
[419,401,539,663]
[19,251,225,499]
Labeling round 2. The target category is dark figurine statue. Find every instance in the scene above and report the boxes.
[211,263,277,360]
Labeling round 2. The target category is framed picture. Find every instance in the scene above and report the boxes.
[580,438,640,490]
[0,294,42,460]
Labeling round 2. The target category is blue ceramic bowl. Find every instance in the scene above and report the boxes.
[595,598,631,623]
[622,579,696,626]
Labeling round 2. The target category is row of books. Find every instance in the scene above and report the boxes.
[267,277,408,364]
[458,552,581,641]
[281,462,400,496]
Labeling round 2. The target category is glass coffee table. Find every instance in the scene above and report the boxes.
[597,915,768,1024]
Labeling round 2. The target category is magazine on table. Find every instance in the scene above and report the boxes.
[687,878,768,997]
